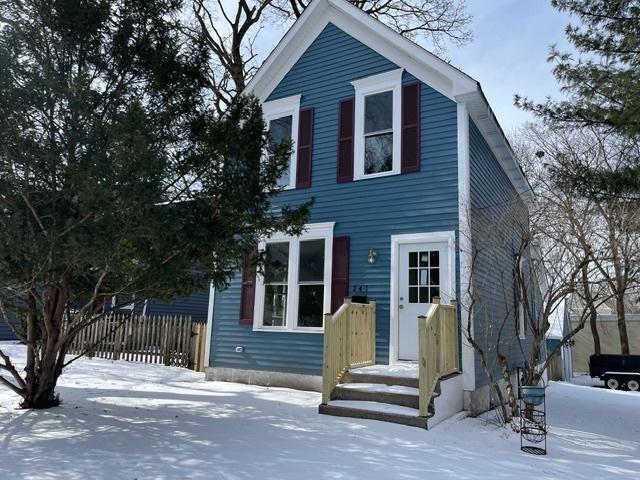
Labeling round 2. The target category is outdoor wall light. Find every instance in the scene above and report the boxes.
[368,248,378,264]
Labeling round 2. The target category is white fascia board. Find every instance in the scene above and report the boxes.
[327,0,477,99]
[457,91,534,207]
[245,0,330,101]
[245,0,477,102]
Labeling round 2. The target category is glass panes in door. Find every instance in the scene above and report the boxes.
[408,250,440,303]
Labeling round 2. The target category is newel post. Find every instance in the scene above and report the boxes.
[433,297,441,373]
[369,300,376,365]
[418,312,428,417]
[343,297,351,367]
[322,311,333,404]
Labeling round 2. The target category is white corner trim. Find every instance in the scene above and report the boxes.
[253,222,335,333]
[351,68,403,181]
[204,282,215,368]
[389,231,456,364]
[262,94,301,190]
[457,102,475,392]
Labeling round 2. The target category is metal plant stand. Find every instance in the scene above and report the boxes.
[519,382,547,456]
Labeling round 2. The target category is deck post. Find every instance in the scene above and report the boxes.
[369,301,376,366]
[322,312,334,404]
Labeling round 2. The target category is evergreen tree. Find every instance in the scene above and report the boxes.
[0,0,310,409]
[516,0,640,197]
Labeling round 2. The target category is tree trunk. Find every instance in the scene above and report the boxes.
[20,349,60,409]
[581,265,601,355]
[615,293,630,355]
[498,354,519,418]
[20,284,69,409]
[589,307,601,355]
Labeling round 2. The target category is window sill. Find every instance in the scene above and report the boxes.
[252,326,324,334]
[354,169,400,181]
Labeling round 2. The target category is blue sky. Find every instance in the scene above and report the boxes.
[253,0,574,132]
[445,0,573,132]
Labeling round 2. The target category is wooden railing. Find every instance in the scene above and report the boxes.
[322,299,376,404]
[418,298,459,416]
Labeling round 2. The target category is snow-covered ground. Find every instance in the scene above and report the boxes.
[1,342,639,480]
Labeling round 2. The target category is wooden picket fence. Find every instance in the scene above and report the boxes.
[67,314,208,372]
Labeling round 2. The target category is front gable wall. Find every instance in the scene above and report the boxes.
[211,23,459,375]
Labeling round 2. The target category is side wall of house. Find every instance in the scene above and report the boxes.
[210,23,459,376]
[147,287,210,322]
[0,315,18,341]
[469,119,532,387]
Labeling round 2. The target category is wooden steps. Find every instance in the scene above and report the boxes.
[319,401,430,428]
[319,368,440,429]
[333,383,420,409]
[343,371,419,389]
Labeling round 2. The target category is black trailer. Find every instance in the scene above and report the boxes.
[589,354,640,391]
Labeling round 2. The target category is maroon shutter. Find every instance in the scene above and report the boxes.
[239,246,257,325]
[296,107,314,189]
[337,98,355,183]
[401,82,421,173]
[331,236,350,314]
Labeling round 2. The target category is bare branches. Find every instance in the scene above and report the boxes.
[0,347,27,395]
[193,0,273,115]
[192,0,471,112]
[274,0,472,51]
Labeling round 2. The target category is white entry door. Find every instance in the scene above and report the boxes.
[397,242,451,361]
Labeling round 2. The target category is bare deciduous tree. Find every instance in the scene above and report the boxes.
[525,125,640,355]
[191,0,472,115]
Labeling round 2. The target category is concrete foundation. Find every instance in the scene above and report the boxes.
[205,367,322,392]
[463,373,519,416]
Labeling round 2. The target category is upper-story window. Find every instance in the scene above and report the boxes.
[352,69,403,180]
[262,94,301,189]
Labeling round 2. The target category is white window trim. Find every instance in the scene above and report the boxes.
[351,68,403,181]
[518,301,526,340]
[262,94,301,190]
[253,222,334,333]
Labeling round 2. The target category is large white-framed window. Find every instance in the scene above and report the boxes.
[351,68,403,180]
[262,94,301,190]
[253,222,334,333]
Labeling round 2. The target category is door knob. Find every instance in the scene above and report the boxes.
[399,305,404,309]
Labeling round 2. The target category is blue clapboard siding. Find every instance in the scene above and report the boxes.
[469,119,531,387]
[211,23,459,375]
[0,315,18,341]
[146,287,210,322]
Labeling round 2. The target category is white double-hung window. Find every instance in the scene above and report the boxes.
[262,95,301,189]
[254,222,334,332]
[352,69,403,180]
